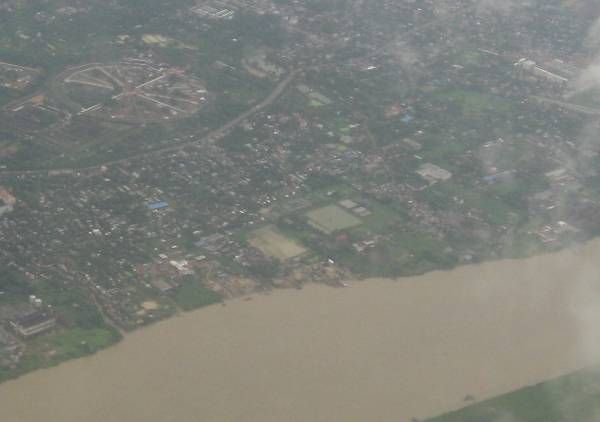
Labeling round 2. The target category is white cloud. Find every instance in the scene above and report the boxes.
[585,17,600,50]
[572,59,600,93]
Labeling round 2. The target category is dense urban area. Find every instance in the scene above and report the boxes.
[1,0,600,392]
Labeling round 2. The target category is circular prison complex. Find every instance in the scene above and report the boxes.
[55,59,208,123]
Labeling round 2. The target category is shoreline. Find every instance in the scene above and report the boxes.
[0,237,570,384]
[1,238,599,421]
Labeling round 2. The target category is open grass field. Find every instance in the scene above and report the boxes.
[249,226,307,260]
[173,278,222,311]
[431,88,512,117]
[427,367,600,422]
[306,205,362,234]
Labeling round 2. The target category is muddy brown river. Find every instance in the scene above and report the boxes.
[3,240,600,421]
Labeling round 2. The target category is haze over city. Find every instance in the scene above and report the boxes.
[2,0,600,420]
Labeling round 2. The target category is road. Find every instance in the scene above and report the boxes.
[532,96,600,116]
[1,0,477,179]
[0,69,301,177]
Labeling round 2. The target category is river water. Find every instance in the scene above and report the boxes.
[3,240,600,421]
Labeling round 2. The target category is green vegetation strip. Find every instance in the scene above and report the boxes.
[173,278,222,311]
[427,368,600,422]
[0,327,121,383]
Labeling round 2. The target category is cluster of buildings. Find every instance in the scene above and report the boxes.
[0,297,56,367]
[0,62,39,91]
[0,0,599,372]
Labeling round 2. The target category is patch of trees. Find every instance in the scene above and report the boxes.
[0,268,32,297]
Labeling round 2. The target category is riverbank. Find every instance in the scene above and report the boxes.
[1,238,600,421]
[427,366,600,421]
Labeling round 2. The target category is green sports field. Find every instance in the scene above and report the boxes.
[306,205,361,234]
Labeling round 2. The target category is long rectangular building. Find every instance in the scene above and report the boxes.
[9,312,56,338]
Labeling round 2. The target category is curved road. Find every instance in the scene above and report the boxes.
[0,69,301,177]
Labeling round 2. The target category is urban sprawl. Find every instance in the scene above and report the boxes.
[0,0,599,380]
